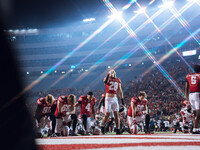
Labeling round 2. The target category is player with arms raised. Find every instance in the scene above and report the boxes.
[185,65,200,134]
[101,69,124,135]
[127,91,150,134]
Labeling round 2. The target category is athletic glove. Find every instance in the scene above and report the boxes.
[121,98,124,105]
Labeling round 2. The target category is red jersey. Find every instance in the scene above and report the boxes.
[79,95,96,117]
[55,95,74,117]
[186,73,200,93]
[37,97,57,116]
[104,77,121,94]
[127,97,148,117]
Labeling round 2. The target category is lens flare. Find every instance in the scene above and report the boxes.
[165,0,200,45]
[102,0,185,96]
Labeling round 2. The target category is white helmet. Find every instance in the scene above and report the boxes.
[130,124,138,134]
[62,126,69,136]
[93,126,101,135]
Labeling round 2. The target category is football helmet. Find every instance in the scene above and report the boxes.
[130,124,138,134]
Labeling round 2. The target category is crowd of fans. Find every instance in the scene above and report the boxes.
[26,58,197,131]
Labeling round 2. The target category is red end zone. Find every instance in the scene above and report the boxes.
[36,134,200,150]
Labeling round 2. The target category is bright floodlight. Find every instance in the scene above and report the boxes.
[134,7,146,14]
[158,0,174,9]
[83,18,96,22]
[107,11,123,19]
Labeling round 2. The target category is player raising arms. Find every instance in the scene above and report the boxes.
[75,92,96,135]
[54,94,78,136]
[127,91,150,134]
[35,94,57,137]
[101,69,124,135]
[185,65,200,134]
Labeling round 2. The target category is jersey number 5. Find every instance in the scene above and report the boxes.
[109,81,118,91]
[191,76,196,85]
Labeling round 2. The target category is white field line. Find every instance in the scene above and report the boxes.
[36,138,200,145]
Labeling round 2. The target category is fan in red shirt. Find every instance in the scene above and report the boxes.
[127,91,150,134]
[185,64,200,134]
[35,94,57,137]
[75,92,96,135]
[54,94,77,136]
[101,69,124,135]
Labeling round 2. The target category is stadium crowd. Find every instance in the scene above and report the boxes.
[26,59,197,134]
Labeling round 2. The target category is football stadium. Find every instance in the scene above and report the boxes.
[1,0,200,150]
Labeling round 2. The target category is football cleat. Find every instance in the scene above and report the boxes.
[101,126,105,135]
[116,129,121,135]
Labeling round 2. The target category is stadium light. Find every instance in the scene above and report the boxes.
[70,69,73,72]
[14,29,19,33]
[129,64,132,66]
[81,68,84,71]
[83,18,96,22]
[27,72,29,75]
[41,71,43,74]
[21,29,26,33]
[107,11,123,19]
[54,70,57,73]
[108,66,111,68]
[158,0,174,9]
[134,7,146,14]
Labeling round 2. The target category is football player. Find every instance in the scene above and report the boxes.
[173,113,181,133]
[101,69,124,135]
[181,100,193,133]
[96,93,106,115]
[127,91,150,134]
[35,94,57,137]
[54,94,77,136]
[185,65,200,134]
[75,92,96,135]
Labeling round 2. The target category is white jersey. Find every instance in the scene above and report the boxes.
[173,120,177,125]
[181,108,193,124]
[163,121,169,127]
